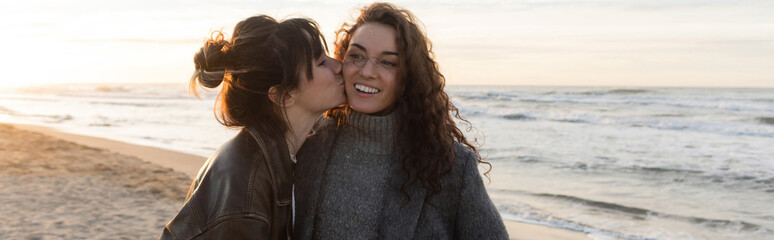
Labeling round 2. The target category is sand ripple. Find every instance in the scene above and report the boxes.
[0,124,192,239]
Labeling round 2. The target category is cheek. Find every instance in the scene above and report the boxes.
[315,67,337,87]
[342,65,358,82]
[384,73,398,94]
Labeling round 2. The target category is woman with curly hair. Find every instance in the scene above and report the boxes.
[294,3,508,239]
[159,15,345,239]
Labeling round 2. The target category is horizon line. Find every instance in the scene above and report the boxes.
[7,81,773,90]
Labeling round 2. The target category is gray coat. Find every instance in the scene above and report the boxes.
[293,115,508,240]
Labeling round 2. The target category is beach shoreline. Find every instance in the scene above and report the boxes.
[10,123,208,178]
[2,123,591,240]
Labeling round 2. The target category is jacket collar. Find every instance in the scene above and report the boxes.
[245,128,293,206]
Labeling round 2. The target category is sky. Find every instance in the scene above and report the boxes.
[1,0,773,88]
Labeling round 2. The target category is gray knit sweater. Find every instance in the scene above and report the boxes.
[294,111,508,239]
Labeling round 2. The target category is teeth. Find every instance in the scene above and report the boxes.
[354,84,381,94]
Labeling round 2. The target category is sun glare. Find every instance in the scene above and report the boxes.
[2,1,773,88]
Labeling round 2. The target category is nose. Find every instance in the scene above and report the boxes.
[359,57,378,79]
[331,58,343,74]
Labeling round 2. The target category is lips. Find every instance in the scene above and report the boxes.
[354,83,381,94]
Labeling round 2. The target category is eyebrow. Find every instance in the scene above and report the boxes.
[351,43,399,56]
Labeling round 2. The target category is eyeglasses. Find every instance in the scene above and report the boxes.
[343,52,398,70]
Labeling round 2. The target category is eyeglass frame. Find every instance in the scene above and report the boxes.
[343,51,399,71]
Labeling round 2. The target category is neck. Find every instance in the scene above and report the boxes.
[367,105,396,116]
[283,107,321,156]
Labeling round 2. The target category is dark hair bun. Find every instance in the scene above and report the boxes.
[193,32,231,88]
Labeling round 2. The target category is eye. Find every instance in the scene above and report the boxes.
[348,53,365,60]
[380,60,397,67]
[317,59,326,66]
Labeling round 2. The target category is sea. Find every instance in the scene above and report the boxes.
[1,84,772,240]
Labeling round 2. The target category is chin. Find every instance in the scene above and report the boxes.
[350,104,374,114]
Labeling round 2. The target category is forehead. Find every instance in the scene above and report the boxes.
[349,22,398,53]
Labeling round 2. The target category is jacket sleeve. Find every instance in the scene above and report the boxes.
[159,218,271,240]
[454,148,509,240]
[200,218,271,239]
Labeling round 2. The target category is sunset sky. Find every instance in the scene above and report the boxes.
[2,0,773,88]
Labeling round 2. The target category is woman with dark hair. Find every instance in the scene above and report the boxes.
[159,15,345,239]
[294,2,508,239]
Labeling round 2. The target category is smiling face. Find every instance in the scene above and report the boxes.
[342,23,400,115]
[292,54,346,115]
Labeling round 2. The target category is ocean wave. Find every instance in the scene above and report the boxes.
[492,108,774,137]
[611,117,772,138]
[518,98,551,103]
[485,91,519,101]
[456,95,492,101]
[756,117,774,126]
[89,101,160,107]
[568,88,650,96]
[456,91,520,102]
[14,83,199,101]
[518,97,604,105]
[44,114,73,123]
[25,114,73,123]
[516,155,542,163]
[535,193,769,232]
[0,107,73,123]
[650,113,686,117]
[452,89,774,114]
[493,188,774,239]
[535,158,774,193]
[0,95,60,103]
[95,86,129,92]
[629,166,704,175]
[57,92,191,100]
[494,195,658,240]
[481,102,773,137]
[608,89,650,94]
[632,99,774,112]
[0,106,13,115]
[537,193,650,215]
[502,113,534,120]
[456,106,487,117]
[755,177,774,184]
[482,154,552,165]
[555,118,589,123]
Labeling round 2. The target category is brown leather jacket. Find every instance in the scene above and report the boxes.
[159,128,293,240]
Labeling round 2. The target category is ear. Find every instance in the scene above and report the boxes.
[267,86,296,107]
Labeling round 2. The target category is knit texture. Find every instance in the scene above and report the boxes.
[315,111,396,239]
[294,111,508,240]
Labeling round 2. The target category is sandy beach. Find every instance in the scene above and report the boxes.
[1,123,590,239]
[0,124,193,239]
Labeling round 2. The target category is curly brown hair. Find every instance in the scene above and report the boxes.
[328,2,491,202]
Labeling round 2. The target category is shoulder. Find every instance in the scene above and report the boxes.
[166,130,284,238]
[299,116,338,155]
[310,116,338,137]
[190,130,265,214]
[452,141,478,169]
[201,130,261,180]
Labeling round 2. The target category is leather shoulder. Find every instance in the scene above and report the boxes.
[164,130,266,239]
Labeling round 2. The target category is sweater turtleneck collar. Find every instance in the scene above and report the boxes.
[345,110,398,155]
